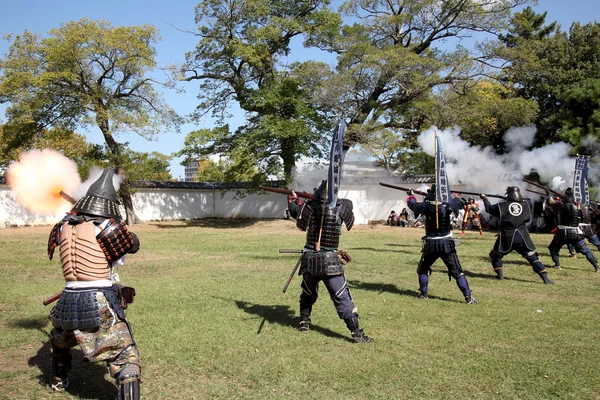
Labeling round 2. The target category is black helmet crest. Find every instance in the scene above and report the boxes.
[313,180,327,201]
[564,187,575,203]
[71,168,121,219]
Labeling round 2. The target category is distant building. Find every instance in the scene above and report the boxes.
[183,160,200,182]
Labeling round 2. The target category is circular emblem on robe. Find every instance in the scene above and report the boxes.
[509,202,523,216]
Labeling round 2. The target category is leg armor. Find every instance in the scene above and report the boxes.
[112,344,141,400]
[343,314,372,343]
[299,274,320,321]
[587,234,600,251]
[322,275,356,320]
[548,236,563,268]
[574,241,600,271]
[489,249,504,279]
[117,379,140,400]
[521,250,546,274]
[417,274,429,298]
[51,347,72,390]
[51,328,76,391]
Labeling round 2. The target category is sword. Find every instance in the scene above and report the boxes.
[283,253,304,293]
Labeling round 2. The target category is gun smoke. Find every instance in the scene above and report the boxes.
[7,149,81,214]
[418,125,576,196]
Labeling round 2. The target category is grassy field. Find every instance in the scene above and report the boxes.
[1,220,599,400]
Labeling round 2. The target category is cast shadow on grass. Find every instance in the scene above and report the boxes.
[475,256,530,266]
[453,269,534,283]
[348,246,419,255]
[11,317,116,400]
[386,243,423,248]
[347,280,462,303]
[149,218,260,229]
[232,300,351,342]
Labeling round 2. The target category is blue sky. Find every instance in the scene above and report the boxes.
[0,0,598,178]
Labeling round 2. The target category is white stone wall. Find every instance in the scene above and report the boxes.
[0,184,414,226]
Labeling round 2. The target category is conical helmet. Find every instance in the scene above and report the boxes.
[71,168,121,219]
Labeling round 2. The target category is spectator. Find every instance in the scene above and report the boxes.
[387,210,400,226]
[398,208,409,227]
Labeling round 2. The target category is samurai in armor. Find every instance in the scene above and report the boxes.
[47,168,142,399]
[546,188,600,272]
[407,185,478,304]
[481,187,554,284]
[566,202,600,256]
[288,181,372,343]
[462,197,483,235]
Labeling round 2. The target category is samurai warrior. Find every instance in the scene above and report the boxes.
[47,168,142,399]
[288,181,372,343]
[407,185,479,304]
[566,202,600,256]
[481,187,554,284]
[546,188,600,272]
[462,196,483,235]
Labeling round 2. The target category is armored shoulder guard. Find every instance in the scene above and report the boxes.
[296,202,314,232]
[48,221,64,260]
[96,219,139,262]
[338,199,354,231]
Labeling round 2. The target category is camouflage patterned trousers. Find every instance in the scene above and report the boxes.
[51,291,141,383]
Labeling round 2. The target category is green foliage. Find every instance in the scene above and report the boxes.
[408,81,539,151]
[120,149,173,181]
[181,0,338,182]
[183,0,533,177]
[0,18,182,222]
[0,19,180,140]
[309,0,533,141]
[499,6,558,46]
[0,123,102,177]
[499,19,600,147]
[555,78,600,147]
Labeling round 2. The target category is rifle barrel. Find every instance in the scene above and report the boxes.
[59,190,77,205]
[259,186,316,200]
[522,179,563,198]
[453,189,505,199]
[379,182,428,196]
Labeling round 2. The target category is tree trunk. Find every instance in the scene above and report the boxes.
[280,138,296,183]
[96,108,141,225]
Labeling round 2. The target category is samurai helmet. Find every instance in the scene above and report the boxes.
[71,168,121,219]
[505,186,523,201]
[313,180,327,201]
[425,184,437,202]
[564,187,575,203]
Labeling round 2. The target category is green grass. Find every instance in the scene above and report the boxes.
[1,220,600,399]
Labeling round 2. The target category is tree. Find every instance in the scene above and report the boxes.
[401,80,538,151]
[304,0,533,145]
[0,18,181,223]
[497,12,600,147]
[0,122,103,177]
[555,78,600,147]
[498,6,557,47]
[120,149,173,182]
[181,0,533,179]
[180,0,340,184]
